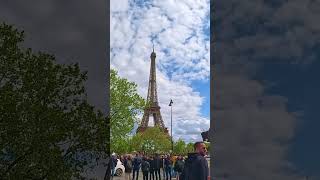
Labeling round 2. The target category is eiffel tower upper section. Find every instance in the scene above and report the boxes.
[137,48,168,133]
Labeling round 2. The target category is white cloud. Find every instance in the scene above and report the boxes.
[110,0,210,142]
[110,0,129,12]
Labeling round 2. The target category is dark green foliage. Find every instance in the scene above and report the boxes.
[0,23,108,179]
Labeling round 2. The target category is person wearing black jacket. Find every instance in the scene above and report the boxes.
[153,154,161,180]
[124,154,133,180]
[141,156,150,180]
[180,142,209,180]
[164,155,172,180]
[174,156,184,180]
[148,156,155,180]
[132,153,142,180]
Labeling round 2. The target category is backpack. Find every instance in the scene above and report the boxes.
[127,160,132,170]
[141,161,150,172]
[165,159,172,168]
[174,160,184,172]
[133,157,141,168]
[180,159,191,180]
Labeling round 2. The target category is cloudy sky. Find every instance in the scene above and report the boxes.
[2,0,320,179]
[213,0,320,179]
[110,0,210,142]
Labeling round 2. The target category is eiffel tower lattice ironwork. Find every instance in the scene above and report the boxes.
[137,48,168,133]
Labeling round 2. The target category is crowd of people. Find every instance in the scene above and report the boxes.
[110,141,209,180]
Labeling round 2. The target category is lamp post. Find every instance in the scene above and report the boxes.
[169,99,173,153]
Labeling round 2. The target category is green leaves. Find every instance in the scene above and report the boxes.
[110,69,145,153]
[0,23,108,179]
[174,139,187,155]
[131,127,171,154]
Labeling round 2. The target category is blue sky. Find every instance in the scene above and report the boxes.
[193,80,210,118]
[110,0,210,142]
[110,0,320,178]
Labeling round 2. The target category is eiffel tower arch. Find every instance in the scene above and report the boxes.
[137,48,168,134]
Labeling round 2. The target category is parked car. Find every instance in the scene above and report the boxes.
[113,159,125,176]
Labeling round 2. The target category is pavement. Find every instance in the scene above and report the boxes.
[113,158,210,180]
[113,169,177,180]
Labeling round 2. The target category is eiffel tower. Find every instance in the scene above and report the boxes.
[137,47,168,133]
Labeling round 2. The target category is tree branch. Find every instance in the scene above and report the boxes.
[3,149,33,176]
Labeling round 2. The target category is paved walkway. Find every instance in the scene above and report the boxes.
[114,158,210,180]
[113,170,178,180]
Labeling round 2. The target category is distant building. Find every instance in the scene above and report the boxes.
[137,48,168,134]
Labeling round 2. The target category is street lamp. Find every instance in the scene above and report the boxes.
[169,99,173,153]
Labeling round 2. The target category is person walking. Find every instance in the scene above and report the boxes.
[171,155,177,178]
[180,142,209,180]
[111,153,118,180]
[161,155,166,179]
[132,153,142,180]
[164,155,172,180]
[141,156,150,180]
[120,155,125,163]
[154,154,161,180]
[174,156,184,180]
[124,154,133,180]
[148,155,156,180]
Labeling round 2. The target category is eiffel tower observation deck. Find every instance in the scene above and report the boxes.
[137,48,168,134]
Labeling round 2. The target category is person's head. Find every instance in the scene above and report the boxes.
[194,141,207,156]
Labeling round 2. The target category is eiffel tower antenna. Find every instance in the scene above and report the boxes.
[137,48,168,134]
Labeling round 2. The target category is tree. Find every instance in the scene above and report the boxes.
[173,139,187,155]
[131,127,171,154]
[186,142,195,154]
[204,141,211,152]
[111,137,133,155]
[110,69,145,153]
[0,23,108,179]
